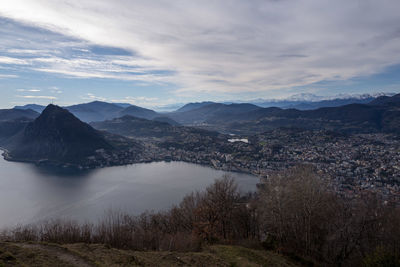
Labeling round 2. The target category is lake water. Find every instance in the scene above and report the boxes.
[0,153,258,228]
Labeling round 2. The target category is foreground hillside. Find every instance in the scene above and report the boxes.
[0,242,298,267]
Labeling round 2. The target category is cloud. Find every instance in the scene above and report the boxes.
[7,48,54,55]
[1,0,400,97]
[16,95,57,100]
[110,96,182,109]
[80,93,107,102]
[49,86,62,94]
[0,74,18,78]
[0,28,173,83]
[16,89,41,92]
[80,94,173,108]
[0,56,29,65]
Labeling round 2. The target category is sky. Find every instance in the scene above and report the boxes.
[0,0,400,109]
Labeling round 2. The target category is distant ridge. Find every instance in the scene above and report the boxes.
[90,115,220,146]
[369,93,400,106]
[0,108,39,145]
[66,101,124,122]
[176,101,215,112]
[14,104,45,113]
[0,108,38,121]
[91,115,176,138]
[246,94,379,110]
[152,116,180,126]
[118,105,159,120]
[0,118,32,144]
[168,103,260,124]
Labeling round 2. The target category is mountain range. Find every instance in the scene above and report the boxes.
[0,93,399,167]
[2,93,400,143]
[239,93,393,110]
[193,94,400,134]
[254,97,375,110]
[15,101,163,123]
[13,93,393,121]
[161,93,400,134]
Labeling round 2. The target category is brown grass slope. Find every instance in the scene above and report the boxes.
[0,242,299,267]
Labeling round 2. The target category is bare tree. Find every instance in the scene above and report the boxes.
[258,165,338,260]
[193,174,241,242]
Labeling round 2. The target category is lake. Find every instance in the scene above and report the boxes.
[0,153,258,228]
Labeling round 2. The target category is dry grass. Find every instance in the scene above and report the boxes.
[0,241,78,267]
[0,242,299,267]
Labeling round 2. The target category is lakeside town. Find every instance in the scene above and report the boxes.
[75,127,400,203]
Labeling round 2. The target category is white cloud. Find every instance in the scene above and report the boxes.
[80,93,107,102]
[0,56,29,65]
[0,74,18,78]
[1,0,400,96]
[16,89,41,92]
[110,96,182,109]
[16,95,57,100]
[7,48,53,55]
[49,86,62,94]
[111,96,160,107]
[0,55,171,82]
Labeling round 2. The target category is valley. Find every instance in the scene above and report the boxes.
[1,94,399,203]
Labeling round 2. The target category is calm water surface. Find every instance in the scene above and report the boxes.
[0,153,258,228]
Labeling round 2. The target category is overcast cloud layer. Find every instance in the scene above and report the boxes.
[0,0,400,106]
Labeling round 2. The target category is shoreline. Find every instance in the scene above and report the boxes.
[0,148,260,178]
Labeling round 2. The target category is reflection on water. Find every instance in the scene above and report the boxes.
[33,165,94,177]
[0,155,258,228]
